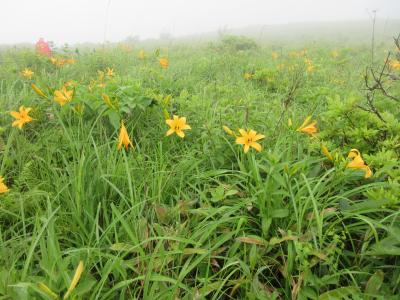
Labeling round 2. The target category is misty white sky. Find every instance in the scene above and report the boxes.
[0,0,399,44]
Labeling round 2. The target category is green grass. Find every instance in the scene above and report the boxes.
[0,38,399,299]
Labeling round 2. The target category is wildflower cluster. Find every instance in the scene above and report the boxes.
[4,46,374,203]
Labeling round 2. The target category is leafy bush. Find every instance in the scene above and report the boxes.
[219,34,259,52]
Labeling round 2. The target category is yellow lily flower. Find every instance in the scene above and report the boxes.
[243,72,253,80]
[54,86,73,106]
[235,129,265,153]
[31,83,46,98]
[21,68,34,79]
[272,52,279,59]
[0,176,9,194]
[63,261,84,299]
[166,115,191,138]
[389,60,400,70]
[118,121,133,150]
[159,58,169,69]
[346,149,372,178]
[10,106,33,129]
[105,67,115,77]
[297,116,317,135]
[50,57,72,67]
[331,51,339,58]
[50,57,58,65]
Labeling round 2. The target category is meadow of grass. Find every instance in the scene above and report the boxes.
[0,36,399,299]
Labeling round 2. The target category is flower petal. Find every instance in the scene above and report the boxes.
[253,134,265,141]
[176,130,185,138]
[10,111,20,118]
[364,166,373,178]
[238,129,247,137]
[236,137,246,145]
[12,120,21,128]
[117,140,123,150]
[348,149,361,158]
[248,130,257,138]
[166,129,175,136]
[298,116,312,130]
[347,155,365,169]
[251,142,262,152]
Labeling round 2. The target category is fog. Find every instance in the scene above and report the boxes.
[1,0,399,44]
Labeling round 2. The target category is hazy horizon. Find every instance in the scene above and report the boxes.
[1,0,399,45]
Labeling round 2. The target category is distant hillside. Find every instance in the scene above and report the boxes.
[1,19,399,49]
[140,19,400,46]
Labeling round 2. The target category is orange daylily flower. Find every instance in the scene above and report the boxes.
[10,106,33,129]
[166,115,191,138]
[54,86,74,106]
[21,68,34,79]
[235,129,265,153]
[159,58,169,69]
[297,116,317,135]
[346,149,372,178]
[243,72,253,80]
[118,121,133,150]
[0,176,9,193]
[105,67,115,77]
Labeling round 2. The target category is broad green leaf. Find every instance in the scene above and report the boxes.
[107,110,120,130]
[365,270,384,296]
[319,286,360,300]
[270,208,289,218]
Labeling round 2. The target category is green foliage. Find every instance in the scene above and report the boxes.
[218,35,259,52]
